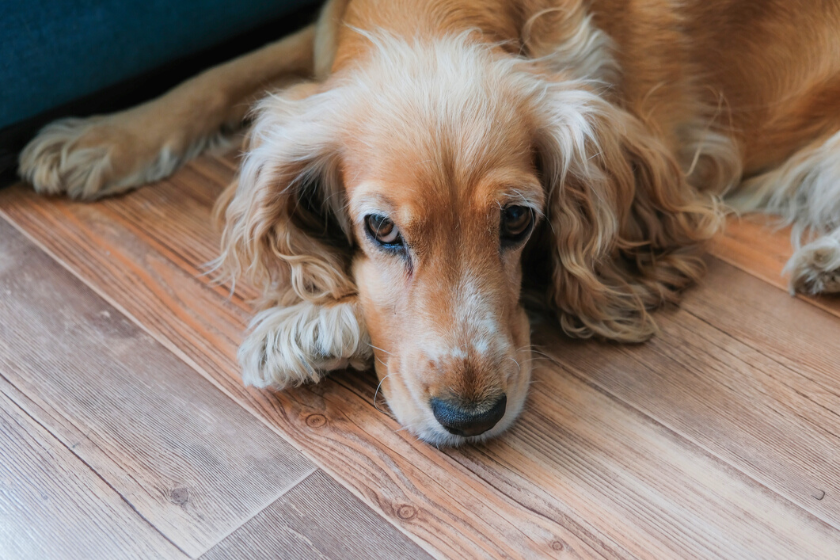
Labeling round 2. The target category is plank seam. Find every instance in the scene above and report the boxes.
[0,208,442,559]
[706,253,840,321]
[329,375,627,559]
[196,467,319,557]
[538,348,840,534]
[0,369,191,559]
[610,345,840,533]
[684,307,840,412]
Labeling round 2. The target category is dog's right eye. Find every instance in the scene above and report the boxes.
[365,214,403,247]
[500,205,534,247]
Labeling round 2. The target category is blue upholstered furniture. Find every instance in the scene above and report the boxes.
[1,0,318,130]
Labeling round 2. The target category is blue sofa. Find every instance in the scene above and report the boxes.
[0,0,319,183]
[1,0,318,129]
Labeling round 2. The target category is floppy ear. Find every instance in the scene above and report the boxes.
[534,89,721,341]
[215,82,371,388]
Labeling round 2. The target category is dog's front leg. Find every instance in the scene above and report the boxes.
[238,298,372,389]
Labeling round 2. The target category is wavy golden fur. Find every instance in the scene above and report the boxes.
[20,0,840,444]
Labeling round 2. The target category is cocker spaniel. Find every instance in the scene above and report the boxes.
[20,0,840,445]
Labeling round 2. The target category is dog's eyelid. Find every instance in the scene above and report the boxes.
[505,201,543,218]
[497,185,544,217]
[498,199,543,223]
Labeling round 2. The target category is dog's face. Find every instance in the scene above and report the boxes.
[341,98,544,443]
[220,32,718,445]
[322,35,549,443]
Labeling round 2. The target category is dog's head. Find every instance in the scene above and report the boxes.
[218,32,719,445]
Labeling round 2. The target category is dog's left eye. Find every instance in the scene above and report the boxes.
[500,205,534,246]
[365,214,403,247]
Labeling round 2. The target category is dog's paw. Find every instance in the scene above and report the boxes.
[19,115,215,200]
[238,299,372,389]
[786,234,840,295]
[20,117,137,199]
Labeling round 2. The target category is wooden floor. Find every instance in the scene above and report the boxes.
[1,149,838,559]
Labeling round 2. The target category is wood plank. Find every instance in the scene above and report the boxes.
[5,154,840,557]
[684,259,840,400]
[0,390,185,560]
[530,259,840,531]
[711,215,793,288]
[0,170,612,558]
[710,215,840,318]
[202,470,431,560]
[447,364,840,559]
[0,218,316,557]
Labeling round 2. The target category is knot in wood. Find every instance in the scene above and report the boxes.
[397,504,417,520]
[306,414,327,428]
[550,540,566,552]
[169,487,189,506]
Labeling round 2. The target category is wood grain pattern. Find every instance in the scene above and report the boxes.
[202,470,431,560]
[448,365,840,559]
[3,151,840,558]
[710,215,840,318]
[684,259,840,402]
[0,390,185,559]
[0,218,316,557]
[0,169,606,558]
[530,263,840,531]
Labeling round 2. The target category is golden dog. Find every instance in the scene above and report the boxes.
[20,0,840,444]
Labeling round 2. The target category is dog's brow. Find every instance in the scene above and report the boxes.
[496,184,545,214]
[350,188,398,218]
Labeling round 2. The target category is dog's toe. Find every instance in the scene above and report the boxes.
[787,235,840,295]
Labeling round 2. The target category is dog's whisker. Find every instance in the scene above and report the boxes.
[373,373,395,414]
[506,355,521,373]
[368,343,393,356]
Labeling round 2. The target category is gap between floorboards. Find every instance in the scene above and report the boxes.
[0,369,192,559]
[0,209,441,559]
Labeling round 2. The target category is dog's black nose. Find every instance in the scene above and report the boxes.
[430,394,507,437]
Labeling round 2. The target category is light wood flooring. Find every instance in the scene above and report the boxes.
[0,148,838,559]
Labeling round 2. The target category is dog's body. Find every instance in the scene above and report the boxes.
[20,0,840,444]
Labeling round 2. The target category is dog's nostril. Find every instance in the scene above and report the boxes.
[430,394,507,437]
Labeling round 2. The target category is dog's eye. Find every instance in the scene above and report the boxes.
[500,205,534,245]
[365,214,402,246]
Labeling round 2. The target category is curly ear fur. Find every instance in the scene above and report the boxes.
[215,82,371,387]
[535,88,722,341]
